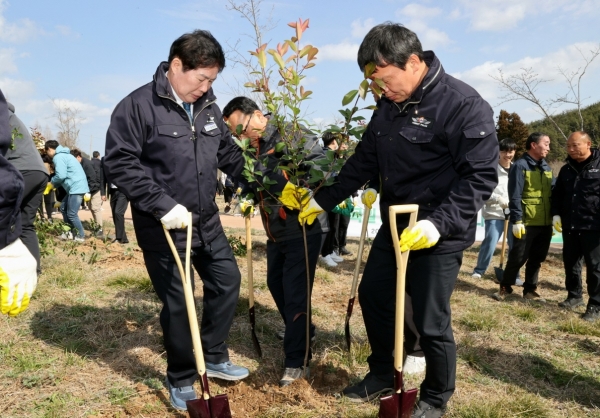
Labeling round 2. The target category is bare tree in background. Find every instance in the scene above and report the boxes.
[52,99,82,149]
[491,44,600,143]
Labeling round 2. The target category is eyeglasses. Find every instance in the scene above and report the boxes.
[231,114,254,139]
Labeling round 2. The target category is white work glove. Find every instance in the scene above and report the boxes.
[84,193,91,202]
[160,204,189,229]
[240,198,254,216]
[498,196,509,209]
[0,239,38,317]
[399,219,440,252]
[553,215,562,233]
[512,222,526,239]
[361,188,377,209]
[298,197,324,226]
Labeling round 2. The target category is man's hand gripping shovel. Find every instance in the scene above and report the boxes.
[163,213,232,418]
[344,205,370,351]
[378,205,419,418]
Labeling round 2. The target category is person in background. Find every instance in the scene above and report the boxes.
[5,102,49,274]
[472,138,522,285]
[71,149,101,237]
[0,88,37,317]
[43,140,89,242]
[91,151,106,238]
[493,132,554,302]
[39,153,56,221]
[552,131,600,322]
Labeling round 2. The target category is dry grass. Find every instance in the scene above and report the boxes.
[1,204,599,417]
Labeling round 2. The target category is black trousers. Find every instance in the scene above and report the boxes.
[109,189,129,242]
[334,214,350,250]
[321,212,338,256]
[223,186,235,204]
[563,230,600,306]
[266,233,324,368]
[359,229,461,408]
[39,191,55,220]
[20,170,48,274]
[143,232,241,387]
[501,225,552,293]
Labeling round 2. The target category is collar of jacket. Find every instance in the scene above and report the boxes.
[153,61,217,109]
[257,123,280,155]
[381,50,444,114]
[523,152,549,169]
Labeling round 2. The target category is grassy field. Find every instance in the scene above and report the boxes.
[1,205,599,417]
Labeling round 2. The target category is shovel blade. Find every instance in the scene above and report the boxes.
[378,388,418,418]
[494,266,504,283]
[249,306,263,357]
[209,394,232,418]
[186,399,211,418]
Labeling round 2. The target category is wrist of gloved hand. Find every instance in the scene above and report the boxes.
[552,215,562,233]
[160,204,189,230]
[399,219,440,252]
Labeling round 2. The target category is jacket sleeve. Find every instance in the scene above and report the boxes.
[83,160,99,193]
[551,165,566,217]
[51,155,67,188]
[99,161,106,197]
[425,97,498,237]
[103,96,178,219]
[508,161,525,223]
[314,123,381,211]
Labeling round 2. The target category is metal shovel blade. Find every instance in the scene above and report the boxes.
[186,399,211,418]
[249,305,262,357]
[379,386,418,418]
[186,395,232,418]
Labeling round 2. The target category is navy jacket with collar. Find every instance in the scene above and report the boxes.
[552,148,600,231]
[314,51,499,254]
[104,62,286,251]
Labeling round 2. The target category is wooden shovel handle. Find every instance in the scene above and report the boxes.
[500,218,509,267]
[349,206,371,298]
[163,214,208,386]
[388,205,419,382]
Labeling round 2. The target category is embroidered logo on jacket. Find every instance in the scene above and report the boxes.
[411,116,434,129]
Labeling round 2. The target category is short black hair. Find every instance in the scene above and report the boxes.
[168,30,226,72]
[222,96,260,118]
[499,138,517,152]
[92,151,100,158]
[44,140,59,150]
[322,132,338,147]
[70,149,82,158]
[357,22,424,72]
[526,132,548,150]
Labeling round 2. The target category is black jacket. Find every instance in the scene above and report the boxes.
[91,158,105,196]
[552,149,600,231]
[80,157,100,195]
[251,124,329,242]
[0,89,23,251]
[314,51,499,254]
[104,62,286,251]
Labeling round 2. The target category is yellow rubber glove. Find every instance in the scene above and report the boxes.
[399,220,440,252]
[0,239,38,317]
[43,182,54,195]
[240,198,254,216]
[236,187,242,195]
[361,188,377,209]
[552,215,562,233]
[54,201,61,209]
[279,182,311,211]
[298,197,324,226]
[84,193,91,202]
[512,222,526,239]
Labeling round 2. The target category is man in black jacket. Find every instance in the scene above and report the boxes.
[552,131,600,322]
[223,96,328,386]
[298,23,498,416]
[103,30,293,411]
[90,151,105,237]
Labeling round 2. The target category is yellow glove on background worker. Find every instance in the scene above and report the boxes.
[361,188,377,209]
[399,219,440,252]
[512,222,526,239]
[43,182,54,195]
[240,198,254,216]
[0,239,38,317]
[84,193,91,202]
[553,215,562,233]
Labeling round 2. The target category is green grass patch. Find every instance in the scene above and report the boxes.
[513,306,538,322]
[450,393,550,417]
[459,311,499,332]
[107,386,136,406]
[44,262,85,288]
[106,273,154,293]
[557,319,600,337]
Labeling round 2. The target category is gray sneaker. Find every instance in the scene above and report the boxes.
[205,361,249,381]
[280,366,309,387]
[558,297,584,309]
[165,377,197,411]
[582,305,600,322]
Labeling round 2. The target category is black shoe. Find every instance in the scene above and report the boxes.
[558,297,584,309]
[412,400,447,418]
[582,305,600,322]
[339,247,353,256]
[491,286,513,301]
[341,373,393,403]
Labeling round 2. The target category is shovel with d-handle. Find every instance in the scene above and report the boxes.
[344,206,371,351]
[163,213,232,418]
[494,208,510,283]
[379,204,419,418]
[245,216,262,357]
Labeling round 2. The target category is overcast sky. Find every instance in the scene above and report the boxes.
[1,0,599,154]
